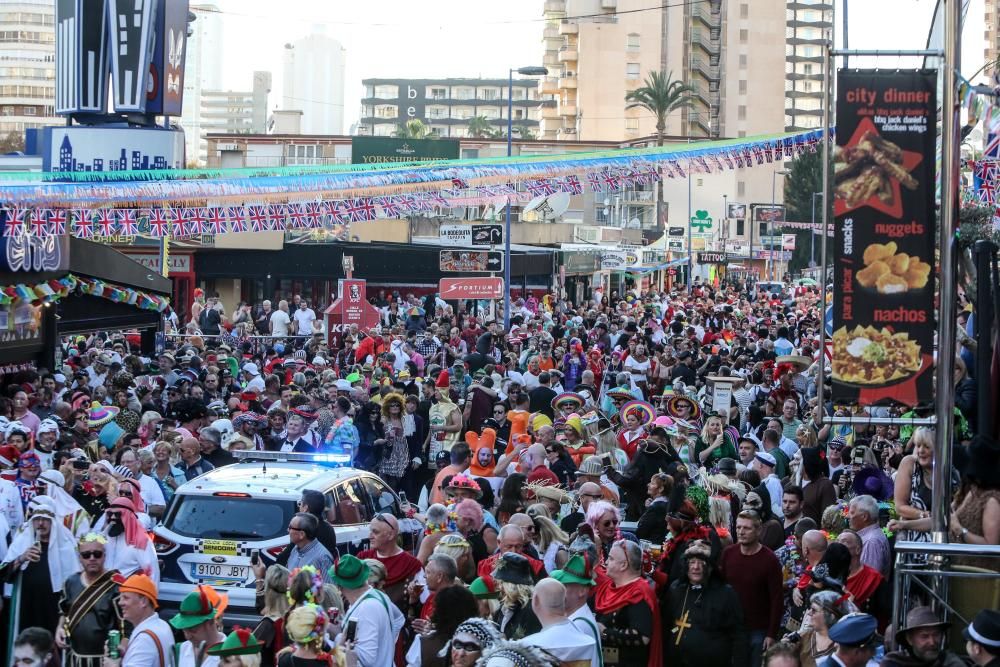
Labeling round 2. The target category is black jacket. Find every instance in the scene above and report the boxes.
[665,577,749,667]
[636,499,669,544]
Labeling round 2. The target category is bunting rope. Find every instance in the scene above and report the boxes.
[0,129,825,240]
[0,273,170,312]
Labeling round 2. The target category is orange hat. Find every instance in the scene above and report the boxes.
[435,370,450,388]
[118,573,159,609]
[199,584,229,620]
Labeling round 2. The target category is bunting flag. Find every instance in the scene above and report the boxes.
[0,129,829,239]
[0,273,169,312]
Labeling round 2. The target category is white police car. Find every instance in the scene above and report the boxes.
[153,451,420,625]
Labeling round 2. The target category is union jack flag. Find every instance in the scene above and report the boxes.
[29,209,49,237]
[601,168,621,191]
[986,133,1000,159]
[266,204,285,230]
[228,206,247,233]
[47,209,67,236]
[287,203,307,229]
[147,208,170,238]
[118,209,139,236]
[806,138,818,153]
[95,209,118,236]
[525,179,556,197]
[376,195,404,218]
[750,146,764,165]
[304,202,323,227]
[326,200,348,224]
[170,208,187,237]
[695,157,711,173]
[345,197,377,222]
[247,205,268,232]
[559,175,583,195]
[206,207,227,234]
[722,152,735,170]
[734,150,745,168]
[978,179,997,204]
[794,137,806,155]
[783,138,795,158]
[73,210,94,238]
[586,171,603,192]
[185,207,207,235]
[3,207,24,237]
[670,161,686,178]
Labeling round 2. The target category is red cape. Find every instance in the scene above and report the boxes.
[847,564,883,607]
[356,549,422,587]
[594,570,663,667]
[477,552,546,579]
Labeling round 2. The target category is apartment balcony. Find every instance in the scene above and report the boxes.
[544,0,566,13]
[621,190,655,204]
[543,25,559,40]
[559,20,578,35]
[539,76,559,94]
[559,104,578,117]
[558,75,577,89]
[558,48,578,63]
[541,105,560,120]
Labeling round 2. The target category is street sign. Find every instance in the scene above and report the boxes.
[690,210,713,232]
[439,250,503,272]
[667,226,686,237]
[697,252,727,264]
[782,233,797,251]
[439,225,472,246]
[471,224,503,246]
[439,277,504,299]
[667,240,685,252]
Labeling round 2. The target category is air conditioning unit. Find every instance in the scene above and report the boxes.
[577,226,600,242]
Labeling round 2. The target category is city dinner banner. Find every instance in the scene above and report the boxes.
[831,69,936,409]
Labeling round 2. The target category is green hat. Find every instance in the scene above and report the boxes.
[169,589,219,630]
[328,555,370,589]
[346,372,362,384]
[206,627,261,656]
[551,554,595,586]
[469,575,499,599]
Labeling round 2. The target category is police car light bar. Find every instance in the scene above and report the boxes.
[231,450,353,467]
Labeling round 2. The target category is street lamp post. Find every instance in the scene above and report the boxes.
[504,65,548,331]
[770,169,787,282]
[810,191,821,267]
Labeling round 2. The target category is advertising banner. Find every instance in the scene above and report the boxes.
[351,137,460,164]
[832,69,936,408]
[439,250,502,272]
[439,277,504,299]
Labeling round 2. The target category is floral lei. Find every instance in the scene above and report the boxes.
[287,565,323,604]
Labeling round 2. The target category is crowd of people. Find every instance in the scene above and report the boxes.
[0,276,998,667]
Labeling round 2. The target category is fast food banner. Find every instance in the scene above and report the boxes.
[832,69,936,408]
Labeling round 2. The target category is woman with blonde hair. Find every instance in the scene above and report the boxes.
[526,504,569,572]
[434,533,475,583]
[795,424,819,450]
[151,440,183,502]
[377,392,411,487]
[253,563,289,667]
[276,604,348,667]
[364,558,387,589]
[888,426,958,556]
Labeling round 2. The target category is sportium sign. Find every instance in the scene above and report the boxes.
[351,137,459,164]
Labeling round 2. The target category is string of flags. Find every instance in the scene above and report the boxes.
[0,273,170,312]
[0,129,823,239]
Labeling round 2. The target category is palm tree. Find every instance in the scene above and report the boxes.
[514,124,536,141]
[393,119,434,139]
[467,116,497,138]
[625,70,694,230]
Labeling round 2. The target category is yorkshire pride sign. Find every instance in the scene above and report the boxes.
[351,137,460,164]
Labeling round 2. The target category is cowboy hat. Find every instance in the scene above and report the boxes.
[895,606,951,646]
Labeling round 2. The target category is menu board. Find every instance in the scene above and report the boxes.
[831,70,936,408]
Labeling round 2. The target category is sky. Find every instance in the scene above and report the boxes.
[208,0,986,132]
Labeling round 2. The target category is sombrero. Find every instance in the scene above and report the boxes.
[620,400,655,427]
[776,354,812,374]
[526,481,570,505]
[606,387,634,401]
[551,392,584,411]
[665,395,702,421]
[446,474,483,499]
[87,402,119,429]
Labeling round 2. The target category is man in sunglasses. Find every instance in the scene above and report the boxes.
[55,533,120,665]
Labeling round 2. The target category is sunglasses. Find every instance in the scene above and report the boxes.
[601,519,620,527]
[452,640,482,653]
[79,550,104,559]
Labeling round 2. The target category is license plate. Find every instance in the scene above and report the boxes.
[191,563,249,582]
[199,540,238,556]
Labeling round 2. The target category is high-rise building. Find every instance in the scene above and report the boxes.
[358,78,544,138]
[987,0,1000,75]
[0,0,61,140]
[282,33,346,135]
[785,1,834,131]
[200,71,271,141]
[539,0,801,141]
[182,4,225,165]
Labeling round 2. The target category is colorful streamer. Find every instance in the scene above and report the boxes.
[0,273,170,313]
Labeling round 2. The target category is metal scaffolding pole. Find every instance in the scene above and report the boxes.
[816,40,831,419]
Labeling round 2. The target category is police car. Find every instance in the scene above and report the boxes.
[153,451,420,625]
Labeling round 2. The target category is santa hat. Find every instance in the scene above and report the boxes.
[435,370,450,388]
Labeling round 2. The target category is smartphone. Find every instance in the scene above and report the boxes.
[345,619,358,643]
[328,607,341,625]
[251,550,260,566]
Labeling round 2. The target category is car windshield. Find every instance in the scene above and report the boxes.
[164,495,294,540]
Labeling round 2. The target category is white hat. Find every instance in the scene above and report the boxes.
[39,469,65,487]
[334,379,352,391]
[53,373,67,384]
[5,420,28,439]
[242,362,260,377]
[755,452,776,468]
[312,356,327,366]
[210,418,234,436]
[37,419,60,436]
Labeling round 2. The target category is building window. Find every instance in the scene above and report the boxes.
[804,63,813,75]
[429,87,447,100]
[740,3,748,18]
[736,219,745,236]
[373,85,398,98]
[22,105,35,115]
[374,104,397,119]
[738,181,746,198]
[738,80,747,94]
[455,87,475,100]
[626,62,641,79]
[514,109,525,120]
[625,118,639,131]
[627,32,640,48]
[512,87,526,100]
[803,81,814,92]
[739,29,749,43]
[738,105,746,120]
[479,88,500,100]
[739,54,747,68]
